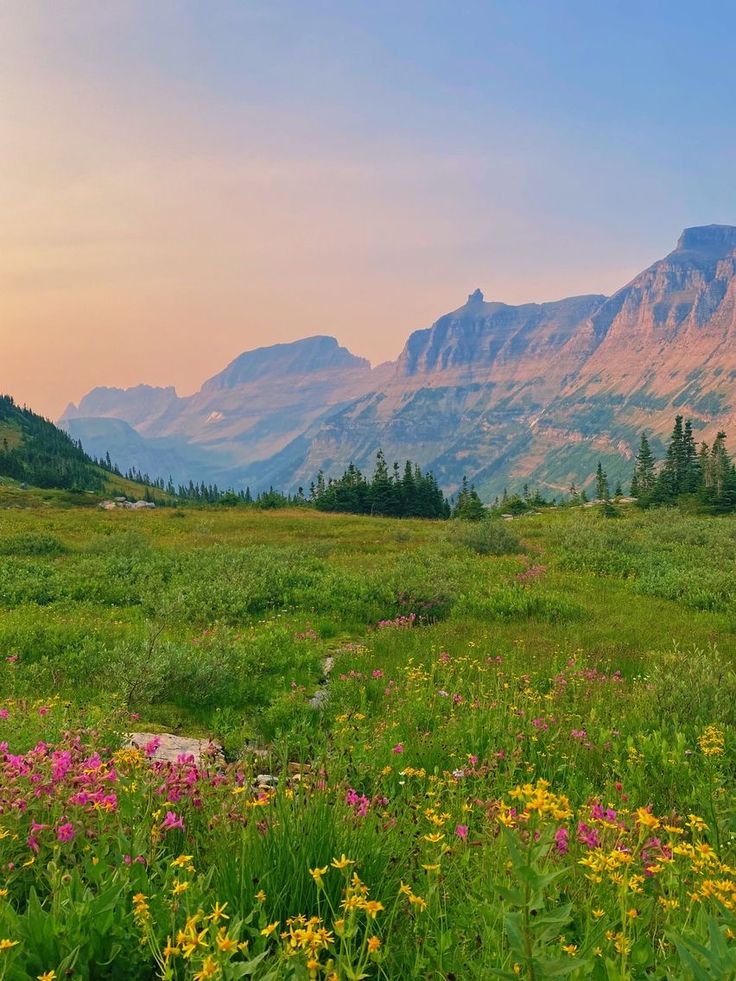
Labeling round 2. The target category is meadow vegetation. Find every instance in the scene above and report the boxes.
[0,497,734,978]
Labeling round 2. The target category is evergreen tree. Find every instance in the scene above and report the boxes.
[453,476,486,521]
[595,462,610,501]
[631,433,656,498]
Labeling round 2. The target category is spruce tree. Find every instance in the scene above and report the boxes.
[631,433,656,498]
[595,462,610,501]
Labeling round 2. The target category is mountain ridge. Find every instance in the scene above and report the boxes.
[61,225,736,498]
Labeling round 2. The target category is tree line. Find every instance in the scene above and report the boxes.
[627,415,736,511]
[310,451,452,518]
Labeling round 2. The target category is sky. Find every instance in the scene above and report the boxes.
[2,1,735,419]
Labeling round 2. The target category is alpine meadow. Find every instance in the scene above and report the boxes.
[4,2,736,979]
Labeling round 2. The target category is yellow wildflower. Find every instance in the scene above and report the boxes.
[171,854,195,870]
[331,854,355,870]
[207,902,229,924]
[216,928,237,953]
[193,956,219,981]
[261,921,280,937]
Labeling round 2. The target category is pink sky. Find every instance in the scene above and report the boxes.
[3,4,730,420]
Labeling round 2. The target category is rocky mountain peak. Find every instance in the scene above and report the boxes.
[675,224,736,257]
[467,288,485,304]
[201,336,370,393]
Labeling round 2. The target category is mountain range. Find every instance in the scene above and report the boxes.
[61,224,736,499]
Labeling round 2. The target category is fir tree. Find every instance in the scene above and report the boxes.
[631,433,656,498]
[595,462,610,501]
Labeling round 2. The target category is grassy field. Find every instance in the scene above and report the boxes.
[0,498,735,978]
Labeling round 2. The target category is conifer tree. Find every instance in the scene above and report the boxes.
[631,432,656,498]
[595,462,610,501]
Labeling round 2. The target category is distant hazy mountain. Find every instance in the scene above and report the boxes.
[61,225,736,498]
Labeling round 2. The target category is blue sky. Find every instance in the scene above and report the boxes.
[2,1,735,415]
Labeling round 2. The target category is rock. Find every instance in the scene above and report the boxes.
[255,773,278,787]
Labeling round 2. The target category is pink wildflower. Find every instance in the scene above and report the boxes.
[554,827,569,855]
[57,822,75,843]
[160,810,184,832]
[455,824,468,840]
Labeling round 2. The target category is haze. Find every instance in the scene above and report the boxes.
[2,1,735,419]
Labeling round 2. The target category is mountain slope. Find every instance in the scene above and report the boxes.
[61,225,736,498]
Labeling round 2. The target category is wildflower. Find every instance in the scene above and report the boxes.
[698,725,725,757]
[364,900,384,918]
[255,889,267,903]
[423,832,445,843]
[592,909,605,919]
[193,956,219,981]
[56,822,75,843]
[261,921,280,937]
[310,866,329,885]
[207,902,229,923]
[162,938,180,959]
[554,827,569,855]
[172,880,189,896]
[635,807,660,831]
[171,854,195,870]
[38,974,56,981]
[216,928,237,953]
[392,743,404,754]
[331,854,355,870]
[180,929,208,958]
[562,944,577,956]
[687,814,708,832]
[0,938,19,951]
[367,936,381,953]
[160,811,185,833]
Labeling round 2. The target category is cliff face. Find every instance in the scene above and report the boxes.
[61,226,736,498]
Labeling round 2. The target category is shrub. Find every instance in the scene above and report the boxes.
[450,518,521,556]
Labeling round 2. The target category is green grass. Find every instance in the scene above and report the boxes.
[0,500,735,977]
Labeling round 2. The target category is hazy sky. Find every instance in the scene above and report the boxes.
[2,1,735,418]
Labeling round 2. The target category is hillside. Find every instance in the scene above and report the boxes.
[0,394,163,501]
[61,225,736,498]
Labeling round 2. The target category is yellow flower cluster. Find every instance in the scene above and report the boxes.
[399,881,427,911]
[132,892,150,929]
[284,915,334,954]
[500,779,573,824]
[698,725,725,757]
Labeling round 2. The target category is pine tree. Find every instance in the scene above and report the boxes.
[595,462,610,501]
[631,433,656,498]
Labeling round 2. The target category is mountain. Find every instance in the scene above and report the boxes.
[61,225,736,498]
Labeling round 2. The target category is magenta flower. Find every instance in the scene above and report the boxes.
[160,810,184,832]
[57,822,75,843]
[554,827,569,855]
[144,737,161,758]
[392,743,404,754]
[455,824,468,840]
[0,708,8,720]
